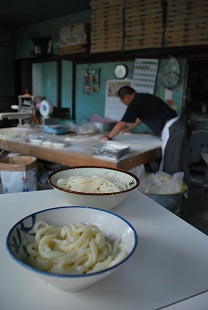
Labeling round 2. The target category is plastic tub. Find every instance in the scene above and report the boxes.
[143,183,188,215]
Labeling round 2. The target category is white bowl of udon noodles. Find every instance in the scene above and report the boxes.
[48,166,140,210]
[6,206,138,292]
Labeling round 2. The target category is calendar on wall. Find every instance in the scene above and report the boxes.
[132,58,159,94]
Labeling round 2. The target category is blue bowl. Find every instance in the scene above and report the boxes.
[6,206,138,292]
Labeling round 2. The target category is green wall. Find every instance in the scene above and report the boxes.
[75,59,187,133]
[75,61,134,124]
[31,57,187,131]
[42,62,57,105]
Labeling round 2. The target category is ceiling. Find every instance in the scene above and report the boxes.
[0,0,90,28]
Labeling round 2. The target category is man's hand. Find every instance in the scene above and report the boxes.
[99,134,111,141]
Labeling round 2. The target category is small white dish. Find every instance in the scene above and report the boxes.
[42,141,53,147]
[52,142,65,148]
[30,139,42,145]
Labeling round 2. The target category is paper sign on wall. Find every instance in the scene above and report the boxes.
[104,79,132,121]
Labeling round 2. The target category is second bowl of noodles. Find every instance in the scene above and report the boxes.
[48,166,140,210]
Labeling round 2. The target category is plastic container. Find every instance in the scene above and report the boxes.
[88,121,117,132]
[143,183,188,215]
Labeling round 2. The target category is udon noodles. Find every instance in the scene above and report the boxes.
[56,172,128,193]
[27,221,128,274]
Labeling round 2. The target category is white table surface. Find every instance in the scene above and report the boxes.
[1,189,208,310]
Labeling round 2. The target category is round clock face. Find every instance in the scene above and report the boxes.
[39,100,53,117]
[114,64,127,79]
[162,56,181,90]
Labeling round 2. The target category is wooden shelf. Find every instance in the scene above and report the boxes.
[16,45,208,64]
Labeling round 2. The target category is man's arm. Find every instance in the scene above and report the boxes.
[100,121,127,140]
[122,118,141,133]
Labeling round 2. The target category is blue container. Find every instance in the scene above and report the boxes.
[144,183,188,216]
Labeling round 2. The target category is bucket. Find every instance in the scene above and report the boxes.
[143,183,188,215]
[88,121,117,132]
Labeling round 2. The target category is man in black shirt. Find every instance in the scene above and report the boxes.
[101,86,189,183]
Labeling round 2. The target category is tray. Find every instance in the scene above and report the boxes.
[93,142,130,159]
[43,125,69,135]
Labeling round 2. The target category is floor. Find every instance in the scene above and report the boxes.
[180,183,208,236]
[178,157,208,236]
[143,159,208,236]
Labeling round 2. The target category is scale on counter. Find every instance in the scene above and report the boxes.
[0,94,34,125]
[39,100,69,135]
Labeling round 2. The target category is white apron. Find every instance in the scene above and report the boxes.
[159,116,179,171]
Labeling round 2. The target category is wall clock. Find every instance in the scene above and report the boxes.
[161,56,181,90]
[114,64,127,79]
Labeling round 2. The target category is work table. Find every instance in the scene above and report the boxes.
[0,127,161,170]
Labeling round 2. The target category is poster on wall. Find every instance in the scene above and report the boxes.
[105,79,132,121]
[83,68,100,94]
[132,58,159,94]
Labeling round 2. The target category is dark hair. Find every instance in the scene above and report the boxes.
[117,86,136,99]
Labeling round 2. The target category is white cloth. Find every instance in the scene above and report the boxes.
[159,116,179,171]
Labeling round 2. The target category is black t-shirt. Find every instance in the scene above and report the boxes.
[121,93,177,135]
